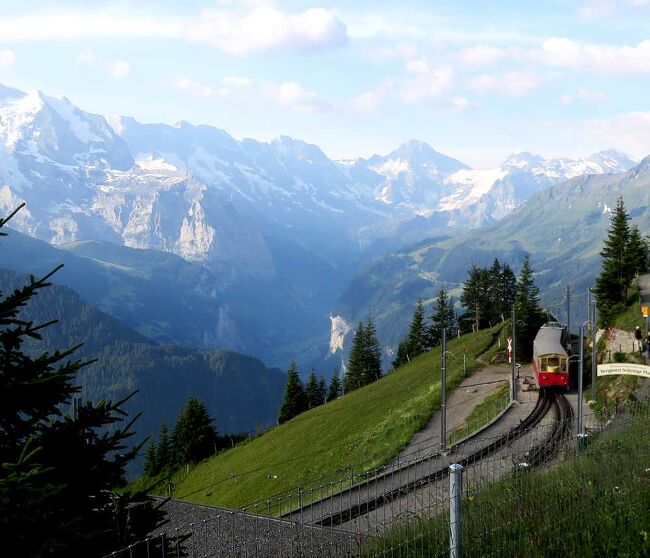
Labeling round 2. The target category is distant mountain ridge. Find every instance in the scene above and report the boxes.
[0,81,638,371]
[330,155,650,362]
[0,266,286,473]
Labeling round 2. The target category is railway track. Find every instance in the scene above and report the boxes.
[525,392,573,466]
[281,389,570,528]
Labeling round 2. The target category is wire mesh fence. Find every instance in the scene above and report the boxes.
[105,396,649,558]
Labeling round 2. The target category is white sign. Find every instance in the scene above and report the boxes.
[507,337,513,363]
[597,363,650,379]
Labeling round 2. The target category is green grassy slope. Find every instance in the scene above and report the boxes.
[164,324,507,509]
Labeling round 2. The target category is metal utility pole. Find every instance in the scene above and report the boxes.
[587,288,591,331]
[440,328,447,451]
[578,324,587,440]
[591,300,597,402]
[449,463,464,558]
[566,285,571,341]
[511,306,517,401]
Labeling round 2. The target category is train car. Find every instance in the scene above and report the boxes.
[533,322,570,388]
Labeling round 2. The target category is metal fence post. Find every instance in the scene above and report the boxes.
[449,463,464,558]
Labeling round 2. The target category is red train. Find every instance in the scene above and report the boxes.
[532,322,570,388]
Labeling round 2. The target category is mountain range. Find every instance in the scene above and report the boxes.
[0,82,642,372]
[332,157,650,360]
[0,266,286,474]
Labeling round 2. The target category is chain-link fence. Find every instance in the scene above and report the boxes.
[105,395,649,558]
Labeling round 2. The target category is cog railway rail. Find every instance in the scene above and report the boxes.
[280,389,573,528]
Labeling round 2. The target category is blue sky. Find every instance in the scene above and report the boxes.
[0,0,649,167]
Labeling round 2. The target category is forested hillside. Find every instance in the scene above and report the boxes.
[0,268,286,471]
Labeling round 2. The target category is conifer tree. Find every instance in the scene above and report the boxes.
[156,422,172,471]
[317,376,327,405]
[515,255,545,360]
[429,287,455,345]
[278,362,307,423]
[144,442,158,477]
[595,198,632,323]
[344,322,365,392]
[392,339,410,369]
[172,397,218,466]
[496,263,517,322]
[0,206,163,556]
[625,224,649,277]
[327,370,342,401]
[363,315,382,383]
[461,266,490,332]
[406,299,427,356]
[305,370,321,409]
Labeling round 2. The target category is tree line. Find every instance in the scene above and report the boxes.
[595,197,649,325]
[278,364,343,424]
[144,396,240,477]
[278,316,383,424]
[392,288,455,368]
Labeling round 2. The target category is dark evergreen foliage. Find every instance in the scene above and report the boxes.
[0,206,163,556]
[172,397,218,466]
[514,255,546,360]
[327,370,342,401]
[459,259,516,332]
[317,376,327,405]
[344,322,365,392]
[305,370,321,409]
[278,362,307,424]
[595,198,649,325]
[345,317,382,391]
[429,288,456,346]
[363,316,382,383]
[406,299,427,356]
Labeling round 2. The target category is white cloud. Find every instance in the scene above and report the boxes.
[448,96,470,111]
[221,76,251,88]
[170,76,215,98]
[184,6,347,54]
[351,80,395,112]
[562,89,607,104]
[455,45,506,67]
[0,49,16,69]
[584,111,650,158]
[77,51,133,80]
[470,71,543,97]
[0,6,348,55]
[535,37,650,74]
[399,64,454,102]
[265,81,330,112]
[106,60,132,80]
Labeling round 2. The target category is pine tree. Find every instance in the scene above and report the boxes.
[172,397,218,466]
[429,287,455,345]
[460,266,490,332]
[515,255,545,360]
[156,422,172,472]
[317,376,327,405]
[344,322,365,392]
[305,370,321,409]
[595,198,632,324]
[144,442,158,477]
[0,206,163,556]
[497,263,517,322]
[327,370,342,401]
[363,315,382,384]
[278,362,307,423]
[392,339,410,369]
[406,299,427,356]
[625,224,649,277]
